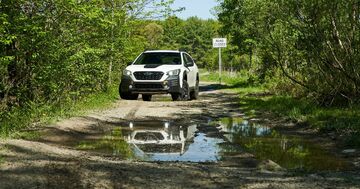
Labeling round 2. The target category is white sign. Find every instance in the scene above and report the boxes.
[213,38,227,48]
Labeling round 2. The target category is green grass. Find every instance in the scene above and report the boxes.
[202,70,360,147]
[0,86,119,138]
[241,96,360,147]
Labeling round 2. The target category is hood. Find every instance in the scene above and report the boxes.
[126,64,182,73]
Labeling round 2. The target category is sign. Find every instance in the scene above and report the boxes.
[212,38,227,85]
[212,38,227,48]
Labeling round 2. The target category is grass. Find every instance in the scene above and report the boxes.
[0,86,119,138]
[201,69,360,147]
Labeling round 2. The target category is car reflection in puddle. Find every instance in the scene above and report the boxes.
[124,121,224,162]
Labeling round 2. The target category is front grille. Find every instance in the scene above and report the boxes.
[134,72,164,80]
[134,83,163,89]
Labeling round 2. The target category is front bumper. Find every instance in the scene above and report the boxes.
[120,75,182,94]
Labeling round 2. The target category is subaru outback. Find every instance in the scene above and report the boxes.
[119,50,199,101]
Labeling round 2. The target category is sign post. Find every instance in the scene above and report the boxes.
[213,38,227,85]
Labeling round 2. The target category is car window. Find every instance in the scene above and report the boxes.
[184,54,194,67]
[134,52,181,65]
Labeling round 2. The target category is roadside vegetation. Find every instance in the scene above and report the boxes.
[2,86,118,138]
[0,0,221,136]
[211,0,360,147]
[217,0,360,106]
[201,70,360,147]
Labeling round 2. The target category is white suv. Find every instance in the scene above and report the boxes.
[119,50,199,101]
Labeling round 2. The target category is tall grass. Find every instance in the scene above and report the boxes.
[202,69,360,147]
[0,86,119,138]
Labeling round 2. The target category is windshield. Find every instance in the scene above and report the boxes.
[134,52,181,65]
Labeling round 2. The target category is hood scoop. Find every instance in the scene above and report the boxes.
[144,64,162,68]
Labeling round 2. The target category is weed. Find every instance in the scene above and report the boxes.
[0,86,119,138]
[202,70,360,147]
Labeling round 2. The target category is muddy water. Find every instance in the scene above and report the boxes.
[219,117,351,171]
[76,118,351,171]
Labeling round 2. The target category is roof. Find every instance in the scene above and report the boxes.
[144,50,182,53]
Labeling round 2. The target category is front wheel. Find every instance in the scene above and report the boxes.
[119,83,138,100]
[171,80,190,101]
[190,79,199,100]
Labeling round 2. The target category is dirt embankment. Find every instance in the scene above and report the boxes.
[0,82,359,189]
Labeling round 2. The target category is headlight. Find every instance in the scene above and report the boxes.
[123,69,131,76]
[167,69,180,76]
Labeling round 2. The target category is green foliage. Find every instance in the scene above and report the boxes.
[13,130,41,140]
[242,96,360,147]
[0,0,180,136]
[159,16,220,68]
[205,69,360,147]
[143,22,164,49]
[218,0,360,105]
[1,85,119,137]
[238,89,360,147]
[200,69,264,91]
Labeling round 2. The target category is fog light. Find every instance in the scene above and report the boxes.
[164,82,169,89]
[164,122,169,129]
[129,85,133,89]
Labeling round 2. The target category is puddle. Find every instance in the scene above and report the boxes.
[76,118,351,171]
[77,128,134,158]
[219,117,351,171]
[123,121,226,162]
[76,121,225,162]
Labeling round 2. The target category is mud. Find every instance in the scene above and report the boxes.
[0,82,359,189]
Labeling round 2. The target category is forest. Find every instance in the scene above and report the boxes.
[218,0,360,106]
[1,0,359,139]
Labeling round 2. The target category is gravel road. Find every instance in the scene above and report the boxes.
[0,82,359,189]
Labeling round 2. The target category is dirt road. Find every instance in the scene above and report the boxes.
[0,82,359,189]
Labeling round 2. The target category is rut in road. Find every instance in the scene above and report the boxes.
[0,82,359,189]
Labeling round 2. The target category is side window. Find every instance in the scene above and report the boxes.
[184,54,194,67]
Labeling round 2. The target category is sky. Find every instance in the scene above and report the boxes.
[171,0,219,20]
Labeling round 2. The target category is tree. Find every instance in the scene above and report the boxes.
[217,0,360,105]
[143,22,164,49]
[0,0,182,134]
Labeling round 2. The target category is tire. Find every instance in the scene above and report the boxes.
[172,79,190,101]
[171,93,181,101]
[142,94,152,101]
[190,79,199,100]
[119,83,138,100]
[182,79,190,101]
